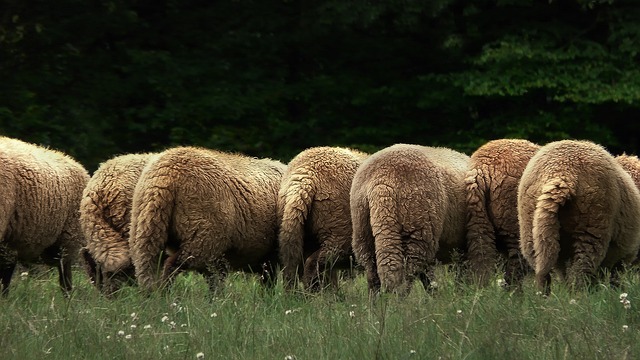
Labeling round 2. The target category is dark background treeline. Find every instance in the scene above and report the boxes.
[1,0,639,172]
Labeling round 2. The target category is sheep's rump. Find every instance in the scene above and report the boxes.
[0,136,89,293]
[278,146,368,289]
[79,152,157,292]
[350,143,469,294]
[129,146,286,291]
[616,154,640,190]
[465,139,540,286]
[518,140,640,293]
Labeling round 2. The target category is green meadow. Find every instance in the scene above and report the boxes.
[1,266,638,360]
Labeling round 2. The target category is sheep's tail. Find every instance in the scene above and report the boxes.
[79,191,131,275]
[278,171,316,287]
[464,167,498,283]
[129,179,176,291]
[532,178,572,289]
[369,183,405,294]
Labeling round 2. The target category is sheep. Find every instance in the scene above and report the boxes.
[518,140,640,295]
[350,143,470,295]
[79,152,158,295]
[465,139,540,288]
[0,136,90,296]
[278,146,369,291]
[616,154,640,190]
[128,146,286,293]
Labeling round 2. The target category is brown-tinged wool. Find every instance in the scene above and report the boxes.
[0,136,90,295]
[465,139,540,287]
[79,152,158,295]
[278,146,369,291]
[518,140,640,295]
[616,154,640,190]
[350,144,470,295]
[129,146,286,292]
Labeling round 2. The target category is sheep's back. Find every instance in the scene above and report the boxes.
[0,138,89,259]
[284,146,367,241]
[353,144,468,257]
[140,146,285,268]
[468,139,540,235]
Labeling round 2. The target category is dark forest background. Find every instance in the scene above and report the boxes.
[1,0,639,172]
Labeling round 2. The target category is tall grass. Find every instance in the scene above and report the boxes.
[1,265,638,360]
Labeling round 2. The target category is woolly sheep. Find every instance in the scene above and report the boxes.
[350,144,470,295]
[518,140,640,295]
[616,154,640,190]
[129,146,286,292]
[79,152,157,295]
[278,146,368,291]
[0,136,89,295]
[465,139,540,288]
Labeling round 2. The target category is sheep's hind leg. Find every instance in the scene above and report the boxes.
[0,262,16,296]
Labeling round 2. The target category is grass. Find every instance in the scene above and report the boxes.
[1,265,639,360]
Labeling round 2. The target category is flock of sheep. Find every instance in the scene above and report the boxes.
[1,135,640,299]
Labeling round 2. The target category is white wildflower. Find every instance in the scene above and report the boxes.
[130,324,137,329]
[161,315,169,323]
[456,309,462,315]
[20,272,29,279]
[410,350,417,354]
[124,334,132,340]
[117,330,125,336]
[620,293,631,309]
[143,325,152,330]
[496,279,506,288]
[623,325,629,332]
[569,299,577,305]
[285,309,293,315]
[284,356,296,360]
[210,313,218,318]
[196,352,205,359]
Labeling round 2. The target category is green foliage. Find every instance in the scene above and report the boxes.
[1,0,640,170]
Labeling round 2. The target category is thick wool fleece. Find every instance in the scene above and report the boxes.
[465,139,540,287]
[0,136,89,295]
[350,144,470,295]
[79,152,157,294]
[278,146,368,291]
[518,140,640,294]
[616,154,640,190]
[129,146,286,292]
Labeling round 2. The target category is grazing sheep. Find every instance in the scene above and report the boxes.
[79,152,157,295]
[518,140,640,295]
[278,146,368,291]
[0,136,90,296]
[350,144,470,295]
[465,139,540,288]
[129,146,286,292]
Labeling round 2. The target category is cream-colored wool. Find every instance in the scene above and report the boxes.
[518,140,640,294]
[129,146,286,292]
[79,152,157,295]
[0,136,89,295]
[465,139,540,288]
[278,146,368,291]
[350,144,470,295]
